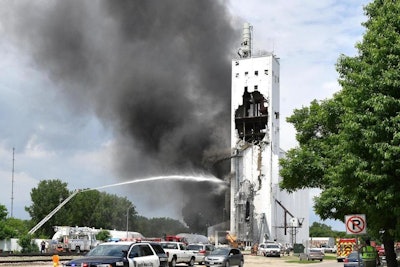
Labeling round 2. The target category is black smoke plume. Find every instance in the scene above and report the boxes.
[4,0,239,231]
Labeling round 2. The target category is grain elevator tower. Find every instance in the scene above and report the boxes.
[230,23,309,247]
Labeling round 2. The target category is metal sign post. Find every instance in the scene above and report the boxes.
[345,214,366,267]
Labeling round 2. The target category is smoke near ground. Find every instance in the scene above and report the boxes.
[3,0,239,229]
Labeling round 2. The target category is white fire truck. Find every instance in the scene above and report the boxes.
[52,226,99,253]
[51,226,145,253]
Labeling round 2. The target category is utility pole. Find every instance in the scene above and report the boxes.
[126,205,132,238]
[10,147,15,218]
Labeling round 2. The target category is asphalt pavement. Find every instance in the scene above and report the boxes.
[0,254,343,267]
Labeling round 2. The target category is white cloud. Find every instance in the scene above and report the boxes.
[24,134,56,159]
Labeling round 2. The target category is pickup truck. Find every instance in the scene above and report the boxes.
[160,241,196,267]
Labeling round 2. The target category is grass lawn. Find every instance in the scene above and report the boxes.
[285,253,337,264]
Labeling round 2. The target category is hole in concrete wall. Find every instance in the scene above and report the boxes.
[234,88,268,143]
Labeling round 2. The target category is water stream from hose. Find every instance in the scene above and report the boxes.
[82,175,227,192]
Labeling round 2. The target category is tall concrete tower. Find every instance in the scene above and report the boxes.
[230,23,309,247]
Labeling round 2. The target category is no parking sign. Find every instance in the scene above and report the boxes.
[345,214,366,234]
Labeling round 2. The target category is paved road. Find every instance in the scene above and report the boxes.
[243,254,342,267]
[0,254,344,267]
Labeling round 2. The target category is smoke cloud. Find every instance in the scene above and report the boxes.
[4,0,239,230]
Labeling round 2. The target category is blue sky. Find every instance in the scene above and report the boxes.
[0,0,370,231]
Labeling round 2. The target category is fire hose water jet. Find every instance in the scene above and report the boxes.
[29,174,227,234]
[82,175,227,192]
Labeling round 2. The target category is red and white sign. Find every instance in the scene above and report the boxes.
[345,214,366,234]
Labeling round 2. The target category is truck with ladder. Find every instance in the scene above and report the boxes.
[51,226,99,253]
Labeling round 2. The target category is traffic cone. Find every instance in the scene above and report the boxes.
[52,254,60,267]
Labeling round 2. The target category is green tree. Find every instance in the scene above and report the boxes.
[134,215,151,236]
[96,230,111,242]
[82,192,136,230]
[0,204,7,219]
[0,204,30,239]
[280,1,400,266]
[4,217,30,237]
[17,234,39,253]
[309,222,336,238]
[26,179,193,239]
[25,179,70,237]
[67,190,102,226]
[63,190,137,230]
[0,204,17,239]
[26,179,138,237]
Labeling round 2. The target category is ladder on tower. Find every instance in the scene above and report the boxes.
[28,189,81,235]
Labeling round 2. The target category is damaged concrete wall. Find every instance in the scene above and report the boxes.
[230,52,309,246]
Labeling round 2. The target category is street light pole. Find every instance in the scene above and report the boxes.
[126,205,132,238]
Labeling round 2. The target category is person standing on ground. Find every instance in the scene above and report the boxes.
[361,238,378,267]
[40,240,46,254]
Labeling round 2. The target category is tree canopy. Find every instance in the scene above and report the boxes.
[309,222,345,238]
[25,179,70,236]
[25,179,138,237]
[0,204,30,239]
[280,1,400,266]
[24,179,189,239]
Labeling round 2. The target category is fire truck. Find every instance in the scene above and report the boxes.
[336,238,357,262]
[52,226,147,252]
[51,226,100,253]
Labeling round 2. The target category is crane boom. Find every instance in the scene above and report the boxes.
[28,189,81,235]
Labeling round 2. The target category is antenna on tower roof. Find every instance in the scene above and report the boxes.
[237,22,252,58]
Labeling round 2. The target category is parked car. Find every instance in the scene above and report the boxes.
[299,248,325,261]
[187,243,215,264]
[63,241,167,267]
[261,243,281,257]
[343,251,363,267]
[344,251,381,267]
[204,247,244,267]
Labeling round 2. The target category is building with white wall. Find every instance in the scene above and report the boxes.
[229,23,309,247]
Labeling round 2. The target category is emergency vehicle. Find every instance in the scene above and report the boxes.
[51,226,144,253]
[51,226,99,253]
[336,238,357,262]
